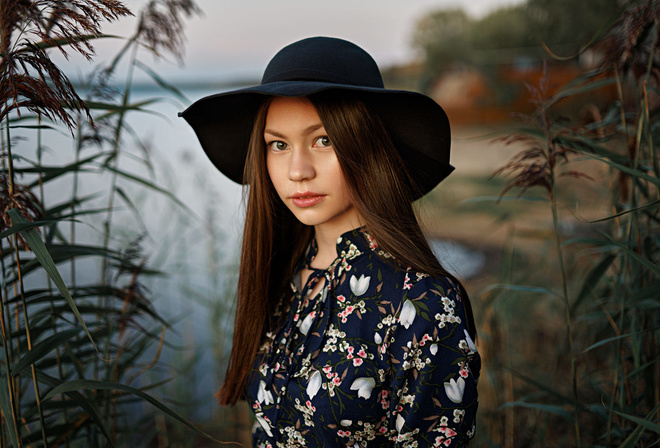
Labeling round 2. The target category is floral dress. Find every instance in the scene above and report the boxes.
[245,228,480,447]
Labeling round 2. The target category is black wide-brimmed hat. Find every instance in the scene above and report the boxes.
[179,36,453,197]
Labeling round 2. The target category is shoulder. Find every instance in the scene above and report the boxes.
[400,272,466,331]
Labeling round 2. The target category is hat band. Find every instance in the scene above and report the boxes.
[262,68,384,88]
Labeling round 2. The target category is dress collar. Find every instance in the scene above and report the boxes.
[297,226,377,273]
[335,226,378,260]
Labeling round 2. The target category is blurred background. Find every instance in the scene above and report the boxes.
[3,0,658,447]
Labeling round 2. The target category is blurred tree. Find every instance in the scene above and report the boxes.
[526,0,623,54]
[469,6,539,65]
[412,0,625,75]
[411,8,471,72]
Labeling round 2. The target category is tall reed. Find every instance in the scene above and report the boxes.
[0,1,224,446]
[486,2,660,446]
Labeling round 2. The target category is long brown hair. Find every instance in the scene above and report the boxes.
[217,92,476,406]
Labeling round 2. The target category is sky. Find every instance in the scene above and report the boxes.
[80,0,526,83]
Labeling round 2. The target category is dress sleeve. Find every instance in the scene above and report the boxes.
[386,273,480,447]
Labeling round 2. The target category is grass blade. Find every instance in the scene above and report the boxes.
[44,379,234,445]
[7,209,97,352]
[135,60,189,102]
[499,401,574,421]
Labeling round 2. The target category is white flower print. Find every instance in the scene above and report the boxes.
[299,312,314,335]
[307,370,322,400]
[399,300,416,329]
[396,413,405,432]
[350,377,376,399]
[350,274,370,296]
[257,380,274,405]
[248,231,480,446]
[255,412,273,437]
[464,329,477,353]
[444,377,466,404]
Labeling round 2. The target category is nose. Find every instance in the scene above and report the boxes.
[288,147,315,182]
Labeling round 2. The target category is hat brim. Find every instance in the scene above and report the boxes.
[179,81,453,198]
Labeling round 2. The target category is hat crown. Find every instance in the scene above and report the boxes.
[261,37,384,88]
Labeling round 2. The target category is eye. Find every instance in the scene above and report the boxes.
[314,136,332,148]
[267,141,289,151]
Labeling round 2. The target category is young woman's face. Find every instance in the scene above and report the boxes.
[265,96,361,234]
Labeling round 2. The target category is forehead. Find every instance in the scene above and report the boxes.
[264,96,322,131]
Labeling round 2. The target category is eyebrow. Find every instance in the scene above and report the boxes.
[264,123,324,138]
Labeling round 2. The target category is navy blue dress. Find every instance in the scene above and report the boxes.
[245,228,480,447]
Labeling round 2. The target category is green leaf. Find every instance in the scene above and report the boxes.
[11,328,82,374]
[44,379,226,444]
[614,404,660,441]
[114,186,147,232]
[585,200,660,223]
[26,151,112,188]
[101,165,193,214]
[85,98,159,112]
[7,209,97,352]
[570,253,616,315]
[0,376,21,447]
[583,152,660,188]
[582,332,634,354]
[0,219,57,240]
[555,75,617,101]
[135,60,189,102]
[30,370,116,447]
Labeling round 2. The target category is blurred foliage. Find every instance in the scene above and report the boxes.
[466,1,660,447]
[412,0,624,75]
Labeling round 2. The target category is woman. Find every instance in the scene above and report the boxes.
[181,36,480,447]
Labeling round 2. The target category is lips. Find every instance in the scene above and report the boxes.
[290,192,326,208]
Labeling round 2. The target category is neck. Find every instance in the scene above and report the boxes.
[310,212,364,269]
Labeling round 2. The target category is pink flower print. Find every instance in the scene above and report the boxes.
[353,358,363,367]
[403,273,413,290]
[357,349,367,358]
[337,295,346,302]
[460,365,469,378]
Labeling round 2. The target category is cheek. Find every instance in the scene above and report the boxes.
[266,154,285,197]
